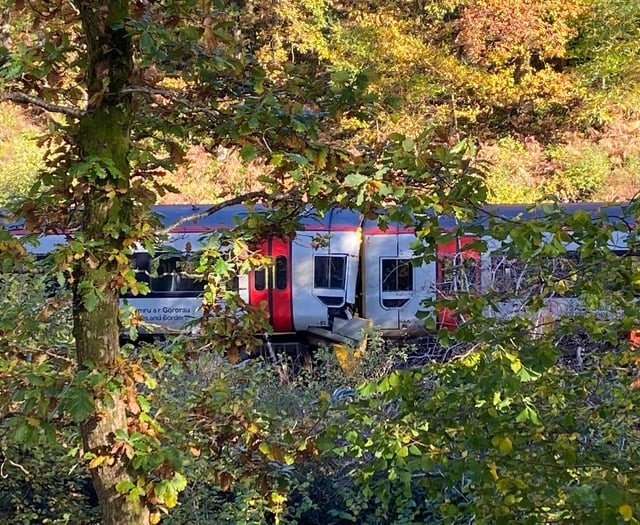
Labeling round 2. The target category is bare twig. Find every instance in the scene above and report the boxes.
[0,457,30,478]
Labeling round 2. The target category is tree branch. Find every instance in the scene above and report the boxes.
[121,85,221,120]
[1,91,85,118]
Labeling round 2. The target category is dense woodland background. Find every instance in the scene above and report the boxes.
[3,1,640,524]
[2,0,640,205]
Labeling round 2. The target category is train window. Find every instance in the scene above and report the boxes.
[489,252,581,297]
[489,256,527,294]
[381,258,413,292]
[254,268,266,291]
[130,253,150,284]
[275,255,287,291]
[227,276,240,291]
[439,254,478,295]
[314,255,346,289]
[150,254,204,293]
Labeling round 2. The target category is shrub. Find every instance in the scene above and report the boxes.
[543,143,611,202]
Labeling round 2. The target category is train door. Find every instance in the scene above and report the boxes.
[437,235,480,329]
[364,232,401,330]
[249,238,294,332]
[363,230,436,334]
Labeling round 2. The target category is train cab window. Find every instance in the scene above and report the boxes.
[150,254,204,293]
[314,255,346,289]
[314,255,347,307]
[254,268,266,291]
[381,258,413,292]
[275,255,287,291]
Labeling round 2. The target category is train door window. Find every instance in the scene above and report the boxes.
[314,255,346,289]
[275,255,287,291]
[254,268,266,291]
[380,258,413,308]
[381,258,413,292]
[150,253,204,293]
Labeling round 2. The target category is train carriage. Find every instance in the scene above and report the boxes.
[126,205,364,339]
[4,201,637,349]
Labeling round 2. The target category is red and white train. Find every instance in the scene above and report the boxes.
[7,202,633,347]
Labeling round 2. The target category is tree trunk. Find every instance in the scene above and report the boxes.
[72,0,149,523]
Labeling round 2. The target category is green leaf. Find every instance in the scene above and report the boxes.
[515,408,530,423]
[343,173,368,187]
[240,144,257,162]
[498,437,513,454]
[139,31,156,54]
[116,480,136,493]
[358,380,378,396]
[286,153,309,165]
[409,444,422,456]
[258,442,271,457]
[601,485,623,506]
[63,388,95,422]
[331,70,351,84]
[402,137,415,152]
[388,371,401,388]
[170,472,187,492]
[83,288,99,311]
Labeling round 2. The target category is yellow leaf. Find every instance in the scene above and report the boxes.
[164,490,178,508]
[498,437,513,454]
[487,461,499,481]
[258,442,271,457]
[270,492,286,504]
[149,512,161,524]
[89,455,107,468]
[620,504,633,521]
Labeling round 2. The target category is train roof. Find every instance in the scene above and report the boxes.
[155,204,365,232]
[153,204,247,231]
[3,202,633,237]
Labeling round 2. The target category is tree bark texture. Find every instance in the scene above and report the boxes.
[72,1,148,523]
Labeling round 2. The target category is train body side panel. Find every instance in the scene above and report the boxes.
[362,230,436,337]
[123,296,203,331]
[290,228,361,331]
[125,230,251,333]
